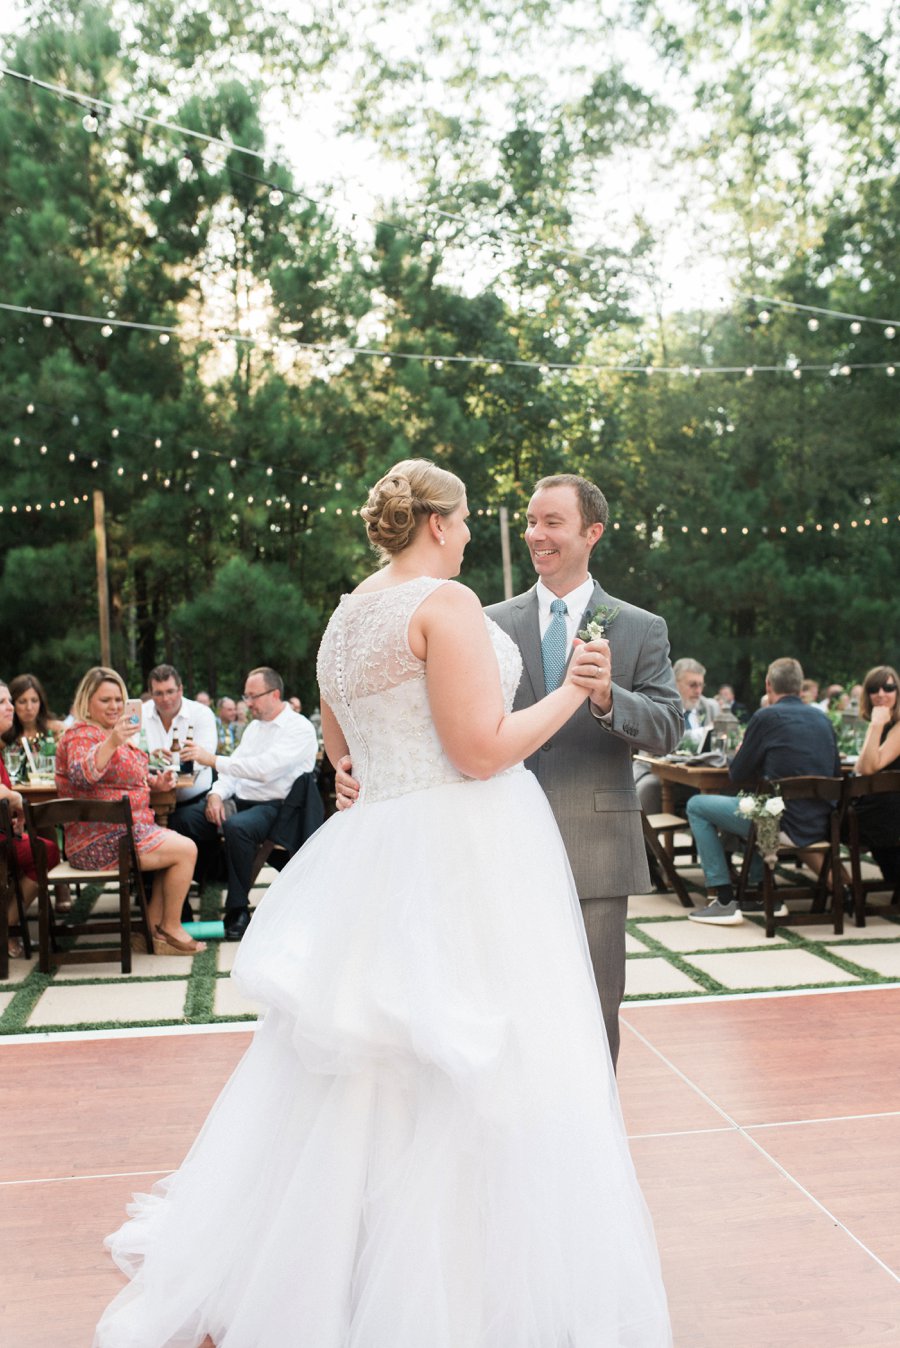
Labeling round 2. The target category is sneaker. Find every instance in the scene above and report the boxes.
[740,897,789,918]
[688,899,742,925]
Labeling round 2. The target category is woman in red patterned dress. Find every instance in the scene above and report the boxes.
[0,679,61,958]
[55,667,205,955]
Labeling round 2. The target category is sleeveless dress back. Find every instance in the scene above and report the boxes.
[95,578,671,1348]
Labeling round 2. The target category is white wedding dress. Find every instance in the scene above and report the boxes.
[95,577,671,1348]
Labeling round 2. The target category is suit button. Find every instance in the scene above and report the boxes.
[541,742,552,751]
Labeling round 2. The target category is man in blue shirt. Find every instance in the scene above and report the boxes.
[687,657,841,924]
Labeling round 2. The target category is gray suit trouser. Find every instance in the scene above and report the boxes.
[580,895,628,1069]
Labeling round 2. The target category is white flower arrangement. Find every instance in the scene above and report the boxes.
[735,790,785,864]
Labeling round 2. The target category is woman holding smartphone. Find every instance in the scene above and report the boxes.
[55,667,205,955]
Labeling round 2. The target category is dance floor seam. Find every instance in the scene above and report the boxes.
[622,1012,900,1292]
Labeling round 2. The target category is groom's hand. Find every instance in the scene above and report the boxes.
[568,638,613,715]
[335,755,360,810]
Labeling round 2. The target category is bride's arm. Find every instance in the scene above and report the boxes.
[321,700,349,771]
[421,583,589,780]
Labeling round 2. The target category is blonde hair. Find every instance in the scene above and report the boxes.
[360,459,465,560]
[72,667,128,723]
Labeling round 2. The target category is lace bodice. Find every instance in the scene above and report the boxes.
[317,576,523,805]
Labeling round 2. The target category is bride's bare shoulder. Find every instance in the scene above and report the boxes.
[419,580,483,620]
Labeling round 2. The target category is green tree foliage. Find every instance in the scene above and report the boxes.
[0,0,897,717]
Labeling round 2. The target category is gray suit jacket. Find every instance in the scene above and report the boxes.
[486,581,682,899]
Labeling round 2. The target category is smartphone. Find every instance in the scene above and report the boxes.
[124,699,143,730]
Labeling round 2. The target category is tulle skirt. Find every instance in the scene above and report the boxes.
[95,769,671,1347]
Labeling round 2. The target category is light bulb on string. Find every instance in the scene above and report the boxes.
[177,154,194,182]
[886,327,896,339]
[82,112,99,133]
[101,325,112,337]
[42,315,53,327]
[158,333,170,345]
[850,321,861,335]
[268,189,284,206]
[807,318,819,332]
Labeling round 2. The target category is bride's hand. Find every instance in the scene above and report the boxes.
[566,637,613,713]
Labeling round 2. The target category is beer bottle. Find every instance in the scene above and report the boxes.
[170,731,182,775]
[182,723,194,776]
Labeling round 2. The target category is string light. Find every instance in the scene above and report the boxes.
[5,300,900,380]
[6,64,900,339]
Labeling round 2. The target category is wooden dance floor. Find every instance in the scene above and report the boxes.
[3,986,900,1346]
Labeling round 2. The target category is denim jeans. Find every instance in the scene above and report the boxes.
[686,793,763,890]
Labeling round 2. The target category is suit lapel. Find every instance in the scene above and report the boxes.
[511,588,545,699]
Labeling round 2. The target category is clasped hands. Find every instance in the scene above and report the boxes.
[565,636,613,714]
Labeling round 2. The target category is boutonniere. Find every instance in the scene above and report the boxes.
[578,604,620,641]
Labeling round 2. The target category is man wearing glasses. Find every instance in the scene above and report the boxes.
[180,667,318,940]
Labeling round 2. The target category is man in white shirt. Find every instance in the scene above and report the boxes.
[141,664,219,812]
[181,666,318,940]
[142,665,219,922]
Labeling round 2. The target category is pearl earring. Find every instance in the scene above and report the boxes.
[439,537,446,546]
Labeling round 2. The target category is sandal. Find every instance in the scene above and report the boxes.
[153,924,207,956]
[7,937,25,959]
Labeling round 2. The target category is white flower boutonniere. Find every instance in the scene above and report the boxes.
[578,604,620,642]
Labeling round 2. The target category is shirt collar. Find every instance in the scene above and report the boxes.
[535,576,595,623]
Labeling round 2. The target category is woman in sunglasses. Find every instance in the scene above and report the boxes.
[853,665,900,886]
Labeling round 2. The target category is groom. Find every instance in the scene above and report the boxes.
[484,475,681,1064]
[336,474,681,1064]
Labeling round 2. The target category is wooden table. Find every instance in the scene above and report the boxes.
[635,756,735,818]
[17,778,192,827]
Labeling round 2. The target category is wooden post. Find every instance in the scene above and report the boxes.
[93,489,111,666]
[499,505,513,600]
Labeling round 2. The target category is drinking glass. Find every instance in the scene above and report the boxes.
[3,746,24,783]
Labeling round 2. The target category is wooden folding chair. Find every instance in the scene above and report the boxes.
[23,797,154,975]
[640,810,694,907]
[248,771,326,890]
[0,798,33,979]
[735,776,845,938]
[843,771,900,927]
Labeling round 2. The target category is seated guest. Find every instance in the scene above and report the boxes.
[3,673,65,749]
[0,679,63,956]
[215,697,242,755]
[634,656,717,814]
[633,655,718,889]
[800,678,820,705]
[141,664,218,821]
[142,664,218,917]
[849,666,900,889]
[180,666,318,941]
[715,683,748,722]
[55,667,204,955]
[687,658,841,925]
[194,690,212,707]
[673,658,719,741]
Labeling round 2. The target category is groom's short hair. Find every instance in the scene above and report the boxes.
[532,474,609,532]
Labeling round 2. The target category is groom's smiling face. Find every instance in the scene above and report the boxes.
[524,484,604,596]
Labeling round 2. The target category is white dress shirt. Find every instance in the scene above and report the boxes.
[535,576,596,648]
[211,705,318,803]
[536,576,614,728]
[141,696,218,802]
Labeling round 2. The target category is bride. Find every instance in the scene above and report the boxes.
[94,459,671,1347]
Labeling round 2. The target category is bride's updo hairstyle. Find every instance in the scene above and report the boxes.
[361,458,465,561]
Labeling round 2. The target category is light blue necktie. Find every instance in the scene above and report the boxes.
[541,599,569,692]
